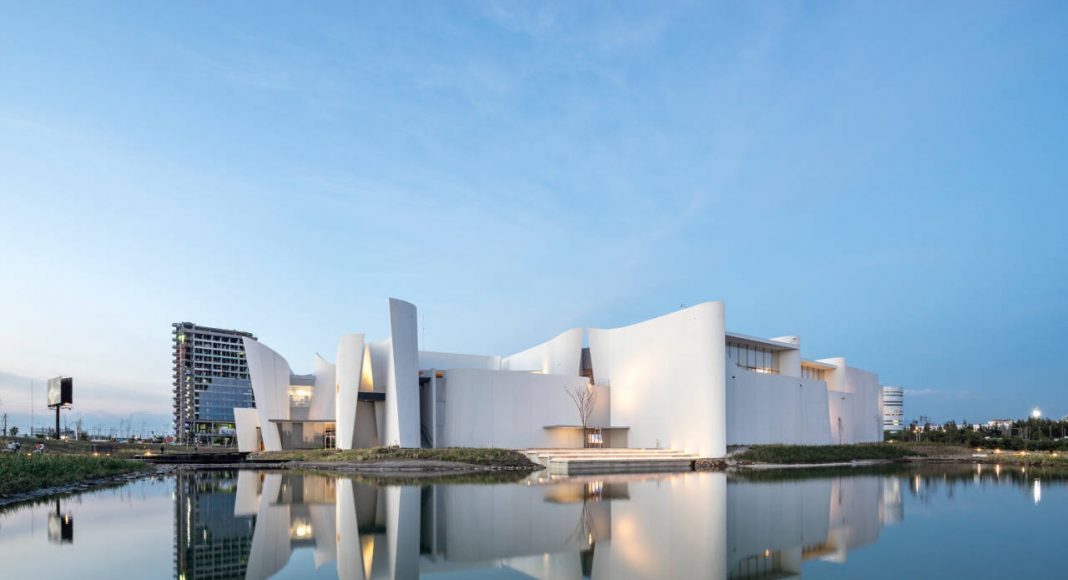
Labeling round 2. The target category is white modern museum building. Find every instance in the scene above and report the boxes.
[234,298,884,458]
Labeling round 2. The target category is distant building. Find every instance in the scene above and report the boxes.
[882,386,904,432]
[986,419,1013,431]
[172,322,256,444]
[31,426,75,439]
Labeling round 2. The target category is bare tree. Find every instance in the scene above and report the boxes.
[74,414,84,441]
[564,382,598,448]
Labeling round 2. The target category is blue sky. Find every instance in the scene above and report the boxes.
[1,1,1066,433]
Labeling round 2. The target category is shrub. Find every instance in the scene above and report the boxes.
[735,444,918,464]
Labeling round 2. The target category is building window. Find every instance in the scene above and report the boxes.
[726,340,779,374]
[289,386,313,408]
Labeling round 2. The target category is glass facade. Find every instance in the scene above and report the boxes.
[197,377,255,422]
[288,386,312,408]
[801,366,828,381]
[726,340,780,374]
[277,421,334,449]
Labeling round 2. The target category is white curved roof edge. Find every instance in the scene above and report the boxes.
[589,301,724,333]
[503,326,583,361]
[725,331,800,351]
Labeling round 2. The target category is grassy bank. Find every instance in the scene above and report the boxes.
[734,443,920,464]
[0,454,152,497]
[1,437,200,459]
[252,446,539,469]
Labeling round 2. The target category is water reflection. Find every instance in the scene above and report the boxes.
[177,470,893,579]
[4,464,1068,579]
[46,499,73,545]
[175,472,255,579]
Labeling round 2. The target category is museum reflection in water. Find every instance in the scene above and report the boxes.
[172,466,1047,580]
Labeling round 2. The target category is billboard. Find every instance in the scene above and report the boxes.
[47,377,73,407]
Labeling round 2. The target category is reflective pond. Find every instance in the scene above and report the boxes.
[0,464,1065,579]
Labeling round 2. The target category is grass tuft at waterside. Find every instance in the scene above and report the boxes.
[252,446,539,469]
[0,453,152,497]
[734,443,921,465]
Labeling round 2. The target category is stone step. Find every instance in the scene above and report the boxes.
[530,453,696,460]
[525,449,695,456]
[525,448,690,454]
[529,456,696,467]
[523,448,699,474]
[532,454,696,463]
[547,458,695,476]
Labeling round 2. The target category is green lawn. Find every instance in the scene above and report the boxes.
[0,453,152,497]
[734,443,920,464]
[253,446,539,468]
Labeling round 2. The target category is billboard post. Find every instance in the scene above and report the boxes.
[47,377,73,440]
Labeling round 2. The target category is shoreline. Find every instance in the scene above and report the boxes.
[733,458,897,470]
[0,459,534,509]
[0,466,168,509]
[7,445,1068,508]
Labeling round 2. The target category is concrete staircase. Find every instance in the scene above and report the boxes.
[524,448,698,475]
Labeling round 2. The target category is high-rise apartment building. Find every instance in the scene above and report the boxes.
[172,322,256,444]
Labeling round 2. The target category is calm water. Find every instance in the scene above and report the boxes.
[0,464,1065,579]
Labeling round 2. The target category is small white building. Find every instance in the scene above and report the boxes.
[234,298,885,458]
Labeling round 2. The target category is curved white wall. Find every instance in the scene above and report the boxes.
[385,298,420,447]
[234,407,260,452]
[243,337,292,452]
[310,355,336,421]
[367,339,392,445]
[501,327,584,376]
[335,334,365,450]
[589,301,727,457]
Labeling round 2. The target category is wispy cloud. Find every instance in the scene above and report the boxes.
[904,388,982,401]
[475,2,561,38]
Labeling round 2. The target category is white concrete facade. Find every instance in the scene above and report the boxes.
[234,297,885,456]
[335,334,364,450]
[589,301,727,457]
